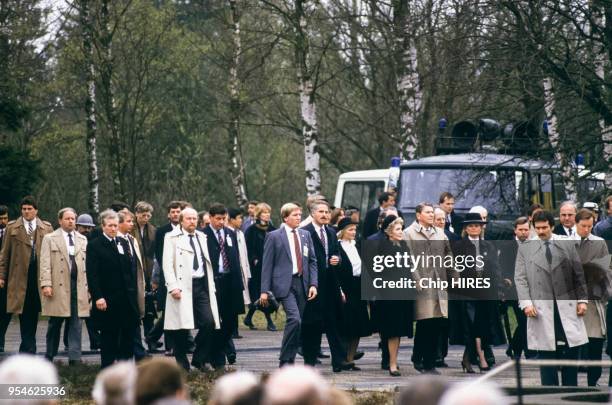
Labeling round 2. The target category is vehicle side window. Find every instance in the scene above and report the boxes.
[341,181,385,217]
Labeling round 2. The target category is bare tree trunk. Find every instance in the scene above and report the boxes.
[543,77,576,201]
[593,3,612,189]
[294,0,321,195]
[394,0,421,160]
[79,0,100,217]
[99,0,126,201]
[228,0,249,209]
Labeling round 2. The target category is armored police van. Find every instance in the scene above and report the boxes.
[334,153,564,240]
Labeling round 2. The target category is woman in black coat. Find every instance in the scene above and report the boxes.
[336,218,371,366]
[243,203,277,331]
[372,215,414,376]
[448,213,505,373]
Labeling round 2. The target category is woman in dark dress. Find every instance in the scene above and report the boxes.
[243,203,277,331]
[337,217,371,367]
[374,215,414,376]
[449,213,505,373]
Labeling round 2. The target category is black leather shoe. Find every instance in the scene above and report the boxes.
[243,318,257,330]
[414,362,424,372]
[318,351,330,359]
[435,360,448,368]
[381,362,390,370]
[227,353,237,365]
[389,369,401,377]
[333,361,354,371]
[232,333,243,339]
[354,351,365,360]
[421,368,440,375]
[267,323,278,332]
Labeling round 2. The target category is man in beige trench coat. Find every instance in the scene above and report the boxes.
[0,196,53,353]
[404,202,453,374]
[40,207,90,364]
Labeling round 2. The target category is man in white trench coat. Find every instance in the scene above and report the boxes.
[163,207,220,371]
[515,210,588,386]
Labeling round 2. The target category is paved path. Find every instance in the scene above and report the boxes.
[0,320,606,392]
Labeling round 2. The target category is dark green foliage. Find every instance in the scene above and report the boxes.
[0,145,42,215]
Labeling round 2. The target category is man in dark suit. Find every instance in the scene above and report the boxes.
[202,203,245,368]
[260,202,318,367]
[147,201,182,353]
[86,209,140,368]
[132,201,157,350]
[0,205,11,352]
[363,192,399,239]
[553,201,578,238]
[439,192,462,236]
[301,201,352,372]
[500,216,531,359]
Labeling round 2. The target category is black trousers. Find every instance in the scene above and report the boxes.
[413,318,444,370]
[302,307,347,367]
[507,300,529,358]
[210,275,236,368]
[538,302,580,386]
[171,277,215,371]
[587,337,604,386]
[19,259,41,354]
[100,317,136,368]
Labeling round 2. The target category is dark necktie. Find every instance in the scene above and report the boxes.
[189,235,199,270]
[292,229,303,275]
[319,226,328,259]
[217,230,230,271]
[123,236,133,261]
[28,221,36,260]
[544,241,552,265]
[67,233,77,273]
[567,227,573,236]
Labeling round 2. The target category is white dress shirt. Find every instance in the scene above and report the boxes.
[23,218,37,234]
[340,239,361,276]
[61,229,76,256]
[187,233,205,278]
[283,224,300,275]
[210,225,227,273]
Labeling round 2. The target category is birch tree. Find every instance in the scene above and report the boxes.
[393,0,421,160]
[543,77,576,200]
[79,0,100,216]
[294,0,321,195]
[228,0,249,208]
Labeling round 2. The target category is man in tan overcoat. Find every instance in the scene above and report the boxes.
[403,202,453,374]
[0,196,52,353]
[40,207,90,364]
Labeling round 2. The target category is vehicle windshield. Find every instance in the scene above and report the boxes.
[398,168,526,217]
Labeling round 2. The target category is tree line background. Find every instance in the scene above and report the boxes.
[1,0,610,224]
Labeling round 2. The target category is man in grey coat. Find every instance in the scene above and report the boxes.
[260,202,318,367]
[515,210,588,386]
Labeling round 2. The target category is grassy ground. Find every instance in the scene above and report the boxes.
[238,307,287,331]
[57,362,393,404]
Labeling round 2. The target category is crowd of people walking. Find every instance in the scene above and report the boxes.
[0,191,610,388]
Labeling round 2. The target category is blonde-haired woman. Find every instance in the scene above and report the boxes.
[375,215,414,376]
[244,203,277,330]
[337,218,371,369]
